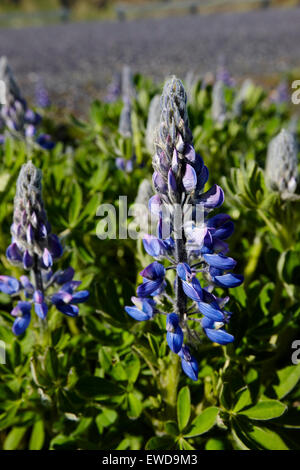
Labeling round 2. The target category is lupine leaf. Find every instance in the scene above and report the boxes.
[274,364,300,399]
[177,386,191,432]
[239,400,287,420]
[184,407,219,437]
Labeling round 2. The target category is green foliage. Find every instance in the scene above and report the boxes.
[0,74,299,450]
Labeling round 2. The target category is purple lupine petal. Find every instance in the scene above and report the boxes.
[43,248,53,268]
[197,301,224,322]
[207,213,231,229]
[214,221,235,240]
[172,148,179,173]
[196,164,209,190]
[60,280,81,293]
[52,292,73,304]
[143,235,163,257]
[23,250,33,269]
[178,346,198,381]
[166,312,180,331]
[213,273,244,288]
[204,327,234,345]
[182,164,197,192]
[176,263,193,282]
[20,275,34,294]
[48,234,63,259]
[148,195,163,216]
[181,277,202,302]
[54,302,79,317]
[167,327,184,353]
[0,275,20,295]
[6,243,22,263]
[203,253,236,270]
[12,313,31,335]
[125,306,151,321]
[54,267,75,285]
[140,261,165,280]
[168,168,177,193]
[198,184,224,209]
[34,302,48,320]
[33,290,44,304]
[153,171,168,194]
[71,290,90,304]
[137,279,163,298]
[184,144,196,162]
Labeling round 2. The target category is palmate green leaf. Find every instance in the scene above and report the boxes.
[184,407,219,438]
[205,438,226,450]
[127,392,143,419]
[233,387,252,413]
[274,363,300,399]
[124,353,140,384]
[96,408,118,434]
[239,400,287,420]
[177,386,191,432]
[29,420,45,450]
[232,417,289,450]
[50,434,78,450]
[178,438,195,450]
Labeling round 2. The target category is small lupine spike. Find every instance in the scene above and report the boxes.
[146,94,161,154]
[265,129,298,195]
[211,80,227,124]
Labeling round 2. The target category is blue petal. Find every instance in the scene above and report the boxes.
[181,356,199,381]
[148,195,162,216]
[153,171,168,194]
[23,250,33,269]
[0,276,20,295]
[125,306,151,321]
[214,273,244,288]
[143,235,162,257]
[71,290,90,304]
[6,243,22,263]
[168,169,177,192]
[203,253,236,270]
[167,327,184,353]
[166,312,180,331]
[12,313,31,335]
[48,234,63,259]
[207,213,231,228]
[55,302,79,317]
[198,184,224,209]
[182,164,197,192]
[140,261,165,280]
[214,221,234,239]
[184,144,196,162]
[196,164,209,190]
[182,277,202,302]
[204,327,234,345]
[34,302,48,320]
[43,248,53,268]
[60,280,81,293]
[137,279,163,297]
[176,262,192,282]
[198,301,224,321]
[54,267,75,285]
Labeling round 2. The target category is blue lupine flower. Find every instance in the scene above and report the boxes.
[125,297,156,321]
[125,76,243,381]
[178,345,199,381]
[166,313,183,353]
[1,162,89,335]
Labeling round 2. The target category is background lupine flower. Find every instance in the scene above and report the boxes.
[265,128,298,196]
[118,100,132,138]
[35,79,51,108]
[232,79,254,117]
[269,80,289,104]
[104,72,121,103]
[0,56,54,150]
[145,94,161,154]
[211,80,227,124]
[1,161,89,335]
[125,76,243,381]
[121,65,136,103]
[216,64,235,88]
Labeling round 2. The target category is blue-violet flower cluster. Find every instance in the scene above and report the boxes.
[125,76,243,381]
[0,161,89,335]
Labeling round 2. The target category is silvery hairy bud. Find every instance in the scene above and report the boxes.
[265,129,298,197]
[0,56,26,133]
[211,80,227,124]
[118,100,132,138]
[7,161,63,270]
[146,94,161,154]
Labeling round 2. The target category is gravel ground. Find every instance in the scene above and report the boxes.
[0,7,300,114]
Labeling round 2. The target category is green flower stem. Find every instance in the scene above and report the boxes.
[244,233,263,286]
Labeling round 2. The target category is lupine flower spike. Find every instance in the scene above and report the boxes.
[0,56,54,149]
[125,76,243,381]
[265,128,298,198]
[1,161,89,335]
